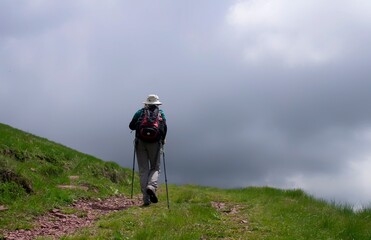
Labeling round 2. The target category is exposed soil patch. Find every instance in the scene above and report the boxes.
[0,169,33,193]
[1,148,28,162]
[1,148,57,163]
[211,201,249,225]
[57,176,89,191]
[0,205,8,211]
[211,201,241,214]
[57,185,89,191]
[2,195,142,240]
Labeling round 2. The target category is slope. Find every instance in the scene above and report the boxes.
[0,123,136,232]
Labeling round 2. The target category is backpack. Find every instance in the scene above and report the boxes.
[137,108,163,142]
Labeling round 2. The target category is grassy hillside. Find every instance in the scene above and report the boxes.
[1,123,371,239]
[0,123,135,231]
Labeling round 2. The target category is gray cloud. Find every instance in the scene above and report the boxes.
[1,0,371,206]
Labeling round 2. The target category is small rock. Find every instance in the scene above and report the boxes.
[0,205,8,211]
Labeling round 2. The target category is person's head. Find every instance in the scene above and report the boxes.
[143,94,162,109]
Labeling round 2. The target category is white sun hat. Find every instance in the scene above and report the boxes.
[143,94,162,105]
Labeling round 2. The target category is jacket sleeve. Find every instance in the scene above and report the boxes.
[160,110,167,140]
[129,109,143,130]
[162,122,167,140]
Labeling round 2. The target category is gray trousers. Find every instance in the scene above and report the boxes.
[135,139,162,198]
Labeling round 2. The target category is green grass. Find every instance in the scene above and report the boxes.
[0,123,138,231]
[62,185,371,240]
[1,123,371,239]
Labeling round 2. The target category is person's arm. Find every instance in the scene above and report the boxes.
[160,110,167,141]
[129,109,143,130]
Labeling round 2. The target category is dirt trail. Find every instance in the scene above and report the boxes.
[2,195,142,240]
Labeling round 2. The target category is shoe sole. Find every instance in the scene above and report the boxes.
[146,188,158,203]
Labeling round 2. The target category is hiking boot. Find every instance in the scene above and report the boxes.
[146,188,158,203]
[142,195,151,206]
[142,201,151,207]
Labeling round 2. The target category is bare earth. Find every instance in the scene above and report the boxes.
[2,195,142,240]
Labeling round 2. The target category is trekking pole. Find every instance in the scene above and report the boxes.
[131,140,136,199]
[162,145,170,209]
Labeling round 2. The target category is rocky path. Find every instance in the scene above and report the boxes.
[2,195,142,240]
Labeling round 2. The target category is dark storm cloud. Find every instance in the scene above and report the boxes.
[1,0,371,206]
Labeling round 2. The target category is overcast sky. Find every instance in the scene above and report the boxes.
[1,0,371,208]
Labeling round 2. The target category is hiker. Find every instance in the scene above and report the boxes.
[129,94,167,206]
